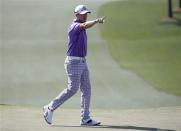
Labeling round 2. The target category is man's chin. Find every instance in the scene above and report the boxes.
[83,19,87,22]
[81,20,86,23]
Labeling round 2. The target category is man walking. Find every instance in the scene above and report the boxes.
[43,5,105,126]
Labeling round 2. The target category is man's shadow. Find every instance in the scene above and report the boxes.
[52,124,176,131]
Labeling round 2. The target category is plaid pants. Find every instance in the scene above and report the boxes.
[48,57,91,120]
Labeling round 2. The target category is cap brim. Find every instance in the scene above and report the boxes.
[79,10,91,14]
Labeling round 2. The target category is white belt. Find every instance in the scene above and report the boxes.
[66,56,85,60]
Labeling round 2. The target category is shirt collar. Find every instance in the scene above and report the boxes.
[74,19,83,23]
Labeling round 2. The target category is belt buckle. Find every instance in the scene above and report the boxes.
[67,56,85,61]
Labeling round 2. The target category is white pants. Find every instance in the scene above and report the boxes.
[48,57,91,120]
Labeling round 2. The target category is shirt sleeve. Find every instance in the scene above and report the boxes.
[71,23,82,35]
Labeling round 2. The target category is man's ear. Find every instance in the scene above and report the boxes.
[75,13,79,17]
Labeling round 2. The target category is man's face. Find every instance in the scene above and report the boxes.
[76,13,88,23]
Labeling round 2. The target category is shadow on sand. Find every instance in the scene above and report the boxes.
[52,124,175,131]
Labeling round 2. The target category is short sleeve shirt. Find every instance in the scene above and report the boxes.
[66,20,87,57]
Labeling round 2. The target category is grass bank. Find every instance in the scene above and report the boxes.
[98,0,181,96]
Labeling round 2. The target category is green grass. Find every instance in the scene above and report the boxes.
[1,0,180,108]
[1,105,181,131]
[98,0,181,96]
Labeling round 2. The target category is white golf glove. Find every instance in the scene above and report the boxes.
[97,16,106,24]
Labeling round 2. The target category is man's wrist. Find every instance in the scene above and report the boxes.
[95,19,99,23]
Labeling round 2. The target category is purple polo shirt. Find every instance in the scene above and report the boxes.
[66,20,87,57]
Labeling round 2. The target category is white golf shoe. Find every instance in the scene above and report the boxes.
[43,105,53,125]
[81,118,101,126]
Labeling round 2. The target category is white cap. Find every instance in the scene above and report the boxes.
[74,5,91,15]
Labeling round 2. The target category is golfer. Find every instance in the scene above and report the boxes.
[43,5,105,126]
